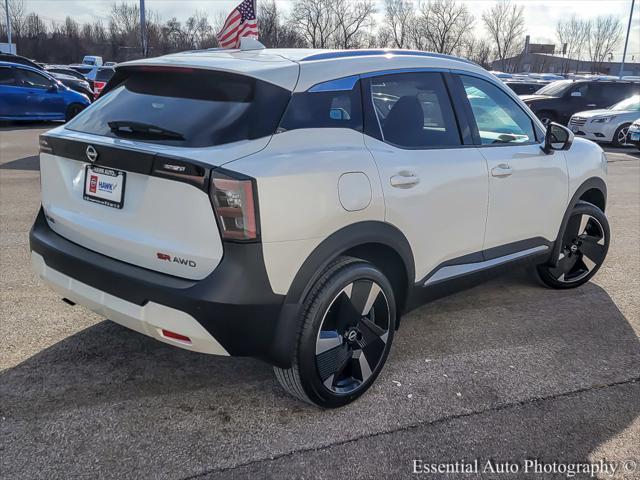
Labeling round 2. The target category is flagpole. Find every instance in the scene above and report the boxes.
[619,0,635,78]
[140,0,148,57]
[4,0,12,53]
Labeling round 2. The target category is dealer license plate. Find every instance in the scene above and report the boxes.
[83,165,126,209]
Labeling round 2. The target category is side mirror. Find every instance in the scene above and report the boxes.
[570,91,582,97]
[48,83,59,93]
[541,122,574,154]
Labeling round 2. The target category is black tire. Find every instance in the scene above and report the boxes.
[536,201,609,289]
[537,110,557,127]
[611,122,632,147]
[274,256,396,408]
[65,103,85,122]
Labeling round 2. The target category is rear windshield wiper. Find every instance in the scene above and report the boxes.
[108,121,185,141]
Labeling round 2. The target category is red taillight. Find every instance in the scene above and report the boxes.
[161,329,191,344]
[210,172,258,241]
[93,81,106,93]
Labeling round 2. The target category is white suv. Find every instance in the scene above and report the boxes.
[31,48,610,408]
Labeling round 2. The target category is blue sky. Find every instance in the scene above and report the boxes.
[20,0,640,61]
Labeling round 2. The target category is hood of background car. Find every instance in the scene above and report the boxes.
[573,109,639,120]
[519,94,553,102]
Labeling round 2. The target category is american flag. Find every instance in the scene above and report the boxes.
[216,0,259,49]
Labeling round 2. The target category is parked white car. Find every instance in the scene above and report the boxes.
[628,118,640,149]
[31,47,610,407]
[569,95,640,146]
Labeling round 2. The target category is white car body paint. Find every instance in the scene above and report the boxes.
[33,47,609,356]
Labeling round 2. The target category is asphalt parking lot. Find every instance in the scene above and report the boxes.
[1,124,639,479]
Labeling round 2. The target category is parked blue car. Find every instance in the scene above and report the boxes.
[0,61,91,122]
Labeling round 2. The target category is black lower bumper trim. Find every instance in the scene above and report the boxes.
[29,208,288,361]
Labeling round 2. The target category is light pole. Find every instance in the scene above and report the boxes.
[619,0,635,78]
[4,0,12,53]
[140,0,148,57]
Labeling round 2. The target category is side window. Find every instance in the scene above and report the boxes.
[570,83,590,97]
[460,75,536,145]
[279,81,362,132]
[369,72,461,148]
[17,69,53,89]
[0,68,18,86]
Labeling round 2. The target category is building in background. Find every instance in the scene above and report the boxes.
[0,43,17,54]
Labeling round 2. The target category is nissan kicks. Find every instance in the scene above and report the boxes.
[31,47,610,408]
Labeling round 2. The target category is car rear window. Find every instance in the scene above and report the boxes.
[65,68,292,148]
[95,69,115,82]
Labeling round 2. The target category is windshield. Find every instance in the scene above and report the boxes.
[609,95,640,111]
[535,80,574,97]
[66,68,291,148]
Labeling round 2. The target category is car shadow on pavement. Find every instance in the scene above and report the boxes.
[1,270,639,478]
[0,155,40,170]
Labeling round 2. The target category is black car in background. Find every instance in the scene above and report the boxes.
[521,79,640,126]
[48,72,93,100]
[504,81,548,95]
[0,53,43,71]
[46,65,95,92]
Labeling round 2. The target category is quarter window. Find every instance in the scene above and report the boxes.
[461,75,536,145]
[0,68,17,86]
[279,82,362,132]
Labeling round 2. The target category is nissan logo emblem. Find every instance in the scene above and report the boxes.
[86,145,98,163]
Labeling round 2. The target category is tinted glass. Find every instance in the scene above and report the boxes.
[370,72,460,148]
[96,69,115,82]
[610,95,640,111]
[17,69,52,89]
[599,83,639,106]
[66,69,291,148]
[0,67,17,86]
[279,82,362,132]
[536,80,573,96]
[461,75,536,145]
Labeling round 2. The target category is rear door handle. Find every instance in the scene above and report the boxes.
[390,172,420,188]
[491,164,513,178]
[586,104,597,107]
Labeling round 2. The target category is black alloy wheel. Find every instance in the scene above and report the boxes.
[537,202,609,289]
[315,278,391,394]
[274,257,396,408]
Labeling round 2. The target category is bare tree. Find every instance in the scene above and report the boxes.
[2,0,26,39]
[556,15,590,73]
[420,0,474,55]
[381,0,414,48]
[290,0,339,48]
[257,0,306,48]
[460,36,494,69]
[482,0,525,71]
[587,15,622,73]
[332,0,376,49]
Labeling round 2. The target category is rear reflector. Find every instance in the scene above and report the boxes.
[161,329,192,344]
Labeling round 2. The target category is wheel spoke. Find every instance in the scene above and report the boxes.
[354,350,373,383]
[347,280,381,317]
[316,330,343,355]
[316,343,350,383]
[566,257,589,281]
[579,235,606,265]
[549,252,579,278]
[359,316,386,340]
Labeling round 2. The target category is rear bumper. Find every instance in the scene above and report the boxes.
[29,208,290,363]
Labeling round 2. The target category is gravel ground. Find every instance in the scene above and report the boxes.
[1,124,639,479]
